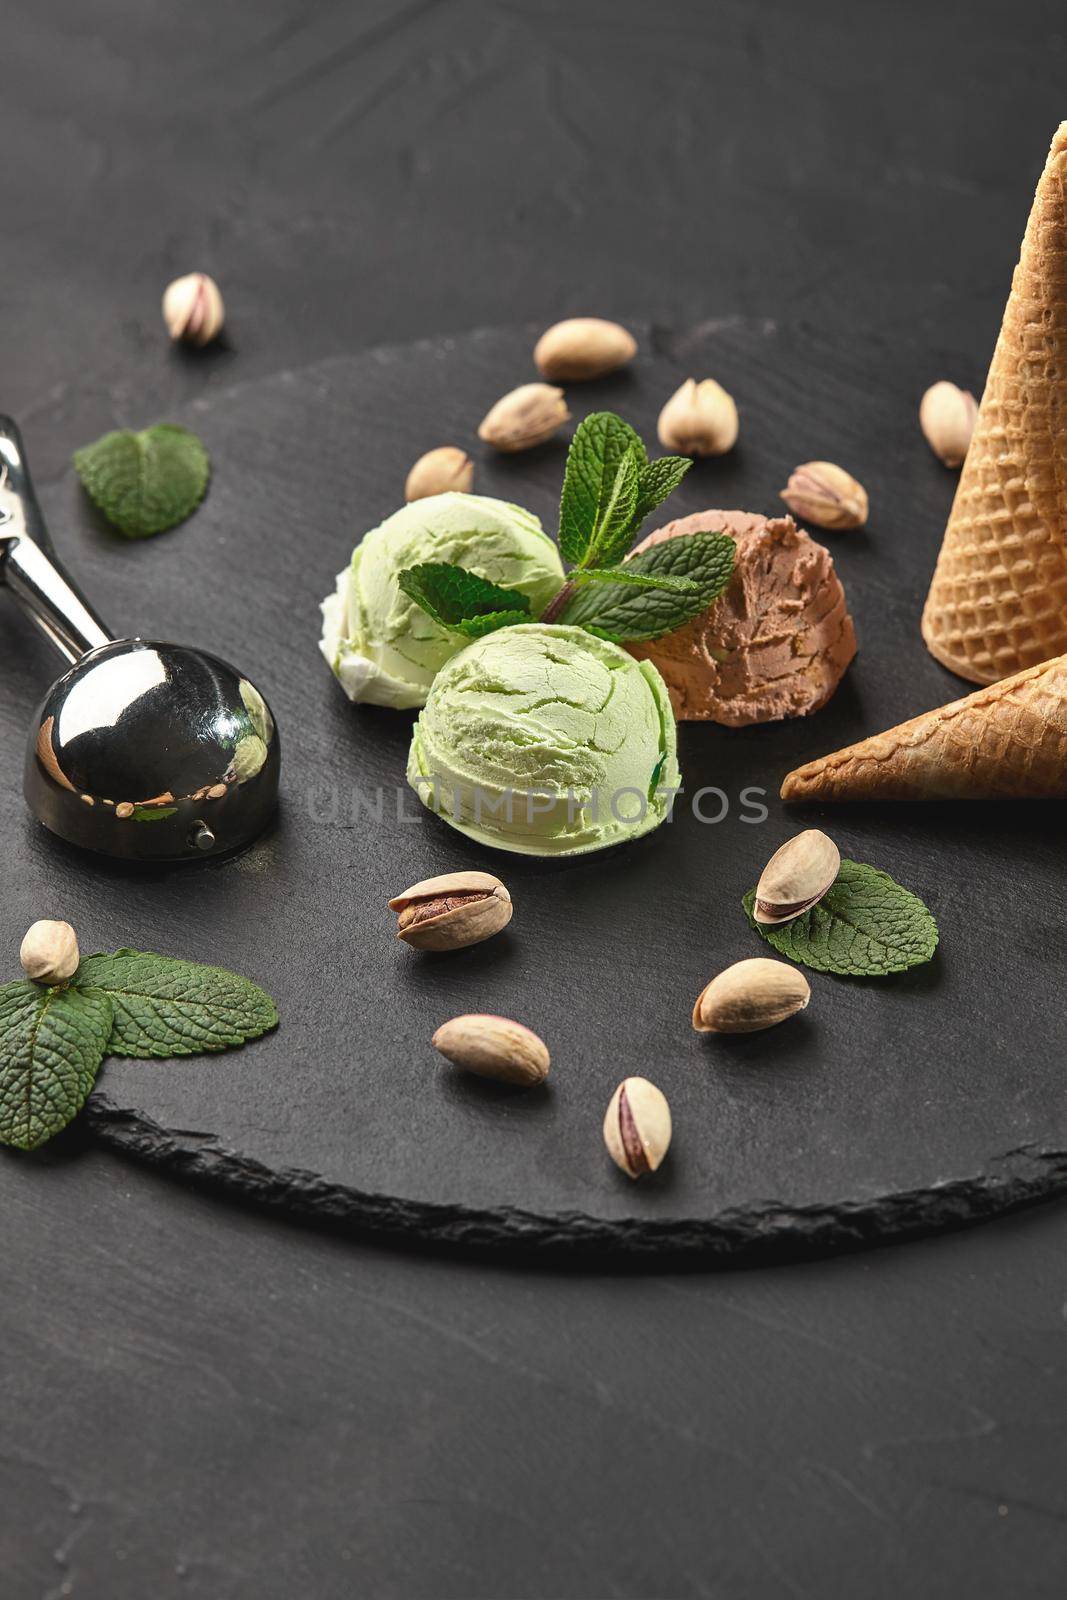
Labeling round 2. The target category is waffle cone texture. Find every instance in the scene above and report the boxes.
[781,654,1067,801]
[921,123,1067,684]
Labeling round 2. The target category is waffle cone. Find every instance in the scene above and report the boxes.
[781,654,1067,801]
[921,123,1067,684]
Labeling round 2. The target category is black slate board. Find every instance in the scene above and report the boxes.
[3,322,1064,1260]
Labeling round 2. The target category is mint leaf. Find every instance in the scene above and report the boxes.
[398,562,532,638]
[583,446,641,568]
[626,529,737,600]
[571,567,700,596]
[559,530,735,642]
[558,412,647,565]
[633,455,692,531]
[743,859,938,977]
[75,950,278,1058]
[0,982,113,1150]
[73,424,210,539]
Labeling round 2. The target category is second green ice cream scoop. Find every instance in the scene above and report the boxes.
[407,623,680,855]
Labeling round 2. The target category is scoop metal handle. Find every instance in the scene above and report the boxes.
[0,416,113,664]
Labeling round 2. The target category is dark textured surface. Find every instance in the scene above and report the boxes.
[7,320,1061,1256]
[3,1,1067,1594]
[5,1151,1067,1600]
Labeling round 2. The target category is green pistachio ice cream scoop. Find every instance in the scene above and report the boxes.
[407,623,680,856]
[320,493,565,709]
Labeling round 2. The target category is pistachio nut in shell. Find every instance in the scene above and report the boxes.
[431,1013,549,1086]
[390,870,513,952]
[405,446,474,502]
[754,829,840,924]
[162,272,225,346]
[919,381,978,468]
[533,317,637,381]
[780,461,868,530]
[656,377,738,456]
[603,1076,671,1179]
[19,919,80,984]
[693,957,810,1034]
[477,383,570,452]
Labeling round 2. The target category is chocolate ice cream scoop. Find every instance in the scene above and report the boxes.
[627,509,856,726]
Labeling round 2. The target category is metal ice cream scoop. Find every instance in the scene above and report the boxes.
[0,416,279,861]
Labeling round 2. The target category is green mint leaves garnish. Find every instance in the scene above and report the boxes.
[73,423,211,539]
[397,409,733,646]
[0,982,114,1151]
[558,412,690,568]
[558,529,736,643]
[743,859,939,977]
[397,562,532,637]
[75,951,279,1058]
[0,949,278,1150]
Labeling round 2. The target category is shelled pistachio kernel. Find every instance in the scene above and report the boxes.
[431,1014,549,1087]
[389,871,512,952]
[603,1076,671,1179]
[754,829,840,925]
[693,958,810,1034]
[19,919,80,984]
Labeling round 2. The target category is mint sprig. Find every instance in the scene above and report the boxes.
[0,945,278,1150]
[397,562,532,638]
[73,423,210,539]
[398,409,732,645]
[743,859,938,977]
[559,412,692,568]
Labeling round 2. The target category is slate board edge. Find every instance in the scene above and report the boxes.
[84,1096,1067,1264]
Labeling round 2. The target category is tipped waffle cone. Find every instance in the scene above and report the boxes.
[922,123,1067,685]
[781,653,1067,801]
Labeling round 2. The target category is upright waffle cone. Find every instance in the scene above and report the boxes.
[781,654,1067,801]
[922,124,1067,684]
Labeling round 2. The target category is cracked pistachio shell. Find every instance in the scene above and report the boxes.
[405,446,475,501]
[656,377,738,456]
[533,318,637,381]
[162,272,225,346]
[603,1076,671,1179]
[389,871,513,952]
[754,829,840,924]
[919,381,979,468]
[780,461,868,530]
[693,958,810,1034]
[477,383,570,452]
[431,1013,549,1086]
[19,919,80,984]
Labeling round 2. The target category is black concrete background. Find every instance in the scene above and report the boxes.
[3,2,1067,1595]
